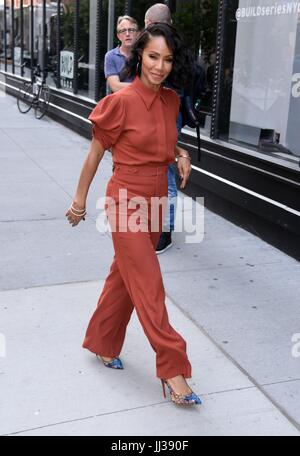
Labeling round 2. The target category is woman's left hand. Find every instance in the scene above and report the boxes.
[177,156,191,189]
[178,157,192,188]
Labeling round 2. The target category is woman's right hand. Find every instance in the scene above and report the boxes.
[65,200,86,227]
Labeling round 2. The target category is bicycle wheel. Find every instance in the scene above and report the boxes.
[34,85,51,119]
[17,82,34,114]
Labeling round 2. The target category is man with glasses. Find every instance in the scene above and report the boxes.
[105,16,139,93]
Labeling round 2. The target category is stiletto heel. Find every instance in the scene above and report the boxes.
[96,354,124,370]
[160,379,202,405]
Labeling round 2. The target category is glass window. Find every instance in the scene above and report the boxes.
[77,0,93,98]
[52,0,97,99]
[35,1,45,72]
[3,0,12,72]
[59,0,76,91]
[130,0,160,26]
[22,1,33,80]
[172,0,217,137]
[44,0,61,88]
[220,0,300,166]
[13,0,25,76]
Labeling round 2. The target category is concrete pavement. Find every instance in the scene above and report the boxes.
[0,89,299,436]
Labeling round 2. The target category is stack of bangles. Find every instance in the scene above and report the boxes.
[69,204,86,220]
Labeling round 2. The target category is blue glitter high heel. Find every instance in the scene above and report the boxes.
[161,379,202,405]
[96,355,124,370]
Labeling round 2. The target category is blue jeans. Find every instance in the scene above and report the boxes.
[163,111,182,232]
[163,164,177,232]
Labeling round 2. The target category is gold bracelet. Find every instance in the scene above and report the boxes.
[71,204,86,214]
[70,207,87,218]
[176,155,191,162]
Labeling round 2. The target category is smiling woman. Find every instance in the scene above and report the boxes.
[67,22,201,406]
[139,36,174,90]
[124,22,193,91]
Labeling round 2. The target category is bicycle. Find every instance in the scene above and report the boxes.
[17,64,51,119]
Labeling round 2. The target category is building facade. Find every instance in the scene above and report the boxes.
[1,0,300,258]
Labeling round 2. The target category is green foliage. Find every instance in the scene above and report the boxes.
[61,0,90,60]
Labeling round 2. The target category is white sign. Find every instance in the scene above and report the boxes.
[60,50,74,79]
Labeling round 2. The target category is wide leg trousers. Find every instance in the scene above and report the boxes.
[82,164,192,380]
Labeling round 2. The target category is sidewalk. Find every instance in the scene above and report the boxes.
[0,91,300,436]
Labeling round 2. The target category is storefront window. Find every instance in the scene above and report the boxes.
[172,0,217,137]
[77,0,93,98]
[35,1,46,74]
[44,1,60,87]
[58,0,75,91]
[1,0,12,72]
[50,0,96,98]
[13,0,28,76]
[22,1,33,80]
[221,0,300,165]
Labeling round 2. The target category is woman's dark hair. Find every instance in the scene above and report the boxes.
[123,22,193,90]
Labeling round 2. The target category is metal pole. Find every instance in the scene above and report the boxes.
[124,0,131,15]
[95,0,105,101]
[4,0,7,71]
[73,0,80,94]
[107,0,114,53]
[11,0,15,73]
[210,0,228,140]
[107,0,115,95]
[42,0,46,82]
[30,0,34,82]
[56,0,61,88]
[20,0,24,77]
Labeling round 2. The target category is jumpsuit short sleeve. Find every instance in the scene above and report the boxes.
[88,94,126,150]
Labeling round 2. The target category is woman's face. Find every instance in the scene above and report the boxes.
[117,19,138,48]
[140,36,173,90]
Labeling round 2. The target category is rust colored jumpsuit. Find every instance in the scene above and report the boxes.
[82,76,192,380]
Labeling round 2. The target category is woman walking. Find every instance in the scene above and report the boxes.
[65,23,201,406]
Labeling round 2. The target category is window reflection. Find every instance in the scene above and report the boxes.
[77,0,92,98]
[222,0,300,164]
[173,0,217,136]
